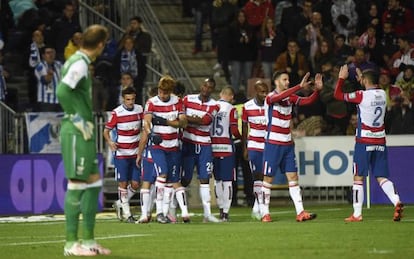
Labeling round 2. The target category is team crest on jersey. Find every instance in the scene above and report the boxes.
[348,92,356,99]
[70,70,81,82]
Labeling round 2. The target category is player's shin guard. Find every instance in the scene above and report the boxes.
[175,187,189,217]
[379,179,400,206]
[200,184,212,217]
[81,179,102,242]
[127,184,138,200]
[65,182,86,245]
[288,181,304,215]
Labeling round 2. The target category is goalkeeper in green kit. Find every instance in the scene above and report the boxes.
[57,24,111,256]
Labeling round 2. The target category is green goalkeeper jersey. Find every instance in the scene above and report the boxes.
[57,51,93,135]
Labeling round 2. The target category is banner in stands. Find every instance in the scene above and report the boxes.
[25,112,64,153]
[0,154,104,216]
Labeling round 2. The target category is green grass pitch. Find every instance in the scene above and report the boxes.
[0,204,412,259]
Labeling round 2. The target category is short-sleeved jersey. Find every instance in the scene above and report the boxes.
[242,98,267,151]
[342,88,386,145]
[211,100,238,157]
[182,94,219,145]
[57,51,93,135]
[105,104,143,159]
[264,90,300,145]
[34,60,62,104]
[145,94,183,151]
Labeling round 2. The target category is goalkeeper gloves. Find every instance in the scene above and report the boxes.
[152,115,168,126]
[150,132,162,145]
[70,113,94,141]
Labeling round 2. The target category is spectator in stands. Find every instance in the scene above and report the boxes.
[113,36,146,105]
[333,34,354,64]
[34,45,62,111]
[385,90,414,134]
[357,1,382,36]
[64,32,82,61]
[320,62,349,135]
[313,39,335,73]
[382,0,414,36]
[120,16,152,54]
[395,65,414,103]
[389,35,414,80]
[297,12,333,70]
[331,0,358,40]
[190,1,213,54]
[280,0,312,41]
[243,0,274,35]
[8,0,37,26]
[378,68,402,111]
[228,10,257,92]
[116,72,134,107]
[49,2,81,61]
[346,112,358,136]
[28,29,45,110]
[90,64,107,113]
[273,0,291,27]
[211,0,238,84]
[348,48,378,86]
[358,25,383,66]
[274,39,309,85]
[313,0,334,31]
[379,21,399,67]
[259,17,286,80]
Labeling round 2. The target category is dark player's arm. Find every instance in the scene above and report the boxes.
[267,85,301,104]
[166,113,188,128]
[186,113,213,125]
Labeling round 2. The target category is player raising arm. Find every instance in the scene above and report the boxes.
[334,65,404,222]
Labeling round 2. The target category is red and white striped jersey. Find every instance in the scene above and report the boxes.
[145,95,183,151]
[242,98,267,151]
[105,104,143,159]
[264,90,300,145]
[211,100,238,157]
[183,94,219,145]
[336,80,386,144]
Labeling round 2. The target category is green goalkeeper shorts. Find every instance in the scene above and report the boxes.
[60,132,99,181]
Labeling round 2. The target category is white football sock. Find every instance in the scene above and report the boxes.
[252,180,262,214]
[155,177,166,215]
[162,184,173,216]
[200,184,211,217]
[127,184,137,201]
[289,181,304,215]
[148,184,156,217]
[175,187,189,217]
[222,181,233,214]
[214,180,223,209]
[260,182,272,216]
[140,188,150,218]
[119,187,131,218]
[379,179,400,206]
[352,181,364,217]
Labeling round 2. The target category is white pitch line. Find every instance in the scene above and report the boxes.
[0,234,151,247]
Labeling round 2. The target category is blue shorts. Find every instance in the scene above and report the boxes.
[213,156,236,181]
[182,142,213,182]
[248,150,263,174]
[114,157,140,182]
[353,143,389,178]
[150,148,181,183]
[141,158,156,183]
[263,143,297,177]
